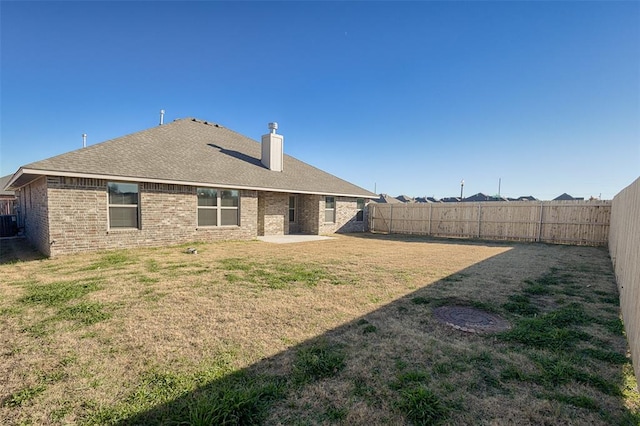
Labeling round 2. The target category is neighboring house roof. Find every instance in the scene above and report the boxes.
[553,193,584,201]
[463,193,508,202]
[462,193,488,202]
[7,118,376,198]
[507,196,538,201]
[415,196,439,203]
[553,193,573,201]
[0,174,16,197]
[395,195,415,203]
[374,194,403,204]
[440,197,461,203]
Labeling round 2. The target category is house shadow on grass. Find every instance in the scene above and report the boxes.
[114,237,637,425]
[346,230,556,247]
[0,237,45,264]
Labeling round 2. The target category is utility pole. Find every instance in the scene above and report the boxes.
[460,179,464,200]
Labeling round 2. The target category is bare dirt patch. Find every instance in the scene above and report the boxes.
[0,233,637,425]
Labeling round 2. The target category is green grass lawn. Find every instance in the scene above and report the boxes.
[0,234,638,425]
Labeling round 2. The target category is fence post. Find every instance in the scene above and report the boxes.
[537,201,544,242]
[390,204,393,233]
[428,203,432,236]
[478,203,482,238]
[370,204,375,232]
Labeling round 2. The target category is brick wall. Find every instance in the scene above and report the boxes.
[43,177,258,256]
[22,177,51,256]
[340,197,368,233]
[21,175,369,256]
[257,191,289,236]
[319,196,368,234]
[298,194,321,234]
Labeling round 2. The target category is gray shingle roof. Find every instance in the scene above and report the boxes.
[553,193,583,201]
[9,118,376,198]
[462,193,508,202]
[0,175,16,197]
[373,194,403,204]
[395,195,415,203]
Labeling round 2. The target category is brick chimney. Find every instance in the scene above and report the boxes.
[261,122,283,172]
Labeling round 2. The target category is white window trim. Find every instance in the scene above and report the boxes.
[107,182,140,231]
[324,196,336,223]
[289,195,297,223]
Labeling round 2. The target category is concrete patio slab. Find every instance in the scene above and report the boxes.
[256,235,335,244]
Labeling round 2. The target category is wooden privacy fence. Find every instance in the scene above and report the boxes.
[0,199,15,215]
[609,177,640,386]
[369,200,611,246]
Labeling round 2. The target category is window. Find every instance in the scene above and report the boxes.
[197,188,217,226]
[108,182,139,228]
[197,188,239,227]
[356,198,365,222]
[325,196,335,223]
[220,190,239,226]
[289,196,296,222]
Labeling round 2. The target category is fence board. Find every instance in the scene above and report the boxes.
[369,200,610,246]
[609,177,640,387]
[0,199,15,215]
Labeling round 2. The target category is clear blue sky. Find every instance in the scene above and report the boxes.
[1,1,638,200]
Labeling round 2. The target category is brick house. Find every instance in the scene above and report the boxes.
[4,118,376,256]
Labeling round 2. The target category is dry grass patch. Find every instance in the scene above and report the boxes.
[0,234,637,425]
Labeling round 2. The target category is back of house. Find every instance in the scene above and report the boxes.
[4,118,376,256]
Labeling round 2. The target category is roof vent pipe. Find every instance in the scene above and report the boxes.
[159,109,165,125]
[82,133,87,148]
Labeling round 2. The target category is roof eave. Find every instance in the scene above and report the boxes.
[4,168,27,190]
[9,168,377,198]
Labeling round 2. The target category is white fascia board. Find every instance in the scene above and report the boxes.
[14,168,376,198]
[4,168,25,190]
